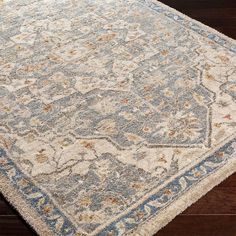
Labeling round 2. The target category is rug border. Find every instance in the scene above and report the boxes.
[0,173,54,236]
[0,0,236,236]
[129,155,236,236]
[143,0,236,46]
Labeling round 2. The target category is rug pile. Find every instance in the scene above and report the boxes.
[0,0,236,235]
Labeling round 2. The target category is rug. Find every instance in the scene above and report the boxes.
[0,0,236,235]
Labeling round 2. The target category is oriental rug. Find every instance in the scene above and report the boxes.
[0,0,236,235]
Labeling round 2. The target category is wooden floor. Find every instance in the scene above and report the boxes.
[1,0,236,235]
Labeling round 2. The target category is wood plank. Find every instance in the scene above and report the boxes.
[217,173,236,187]
[214,27,236,38]
[0,195,16,216]
[182,187,236,215]
[0,216,36,236]
[159,0,236,39]
[184,8,236,18]
[155,215,236,236]
[160,0,236,10]
[191,18,236,27]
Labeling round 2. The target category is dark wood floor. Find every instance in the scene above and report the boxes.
[1,0,236,235]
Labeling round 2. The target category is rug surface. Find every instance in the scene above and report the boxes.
[0,0,236,235]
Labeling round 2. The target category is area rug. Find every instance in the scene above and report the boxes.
[0,0,236,235]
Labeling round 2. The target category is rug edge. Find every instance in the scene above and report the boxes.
[147,0,236,45]
[1,150,235,236]
[0,174,54,236]
[129,156,236,236]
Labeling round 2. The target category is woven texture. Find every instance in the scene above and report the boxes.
[0,0,236,235]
